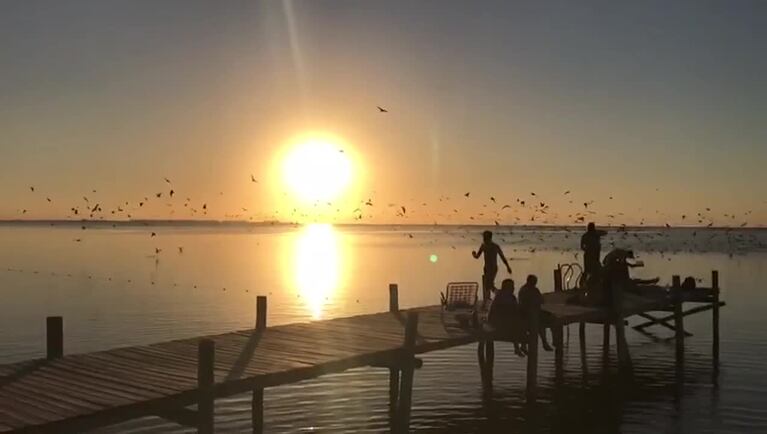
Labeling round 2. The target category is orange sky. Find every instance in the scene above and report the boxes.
[1,1,765,226]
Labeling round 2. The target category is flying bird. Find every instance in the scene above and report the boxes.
[251,174,258,183]
[377,106,388,113]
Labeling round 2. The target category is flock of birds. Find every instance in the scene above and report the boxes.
[7,105,765,292]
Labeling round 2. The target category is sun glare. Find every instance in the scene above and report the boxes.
[282,136,353,203]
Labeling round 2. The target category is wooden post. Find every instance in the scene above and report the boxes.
[477,341,487,387]
[579,322,587,375]
[712,270,720,368]
[388,367,400,412]
[198,339,215,434]
[46,316,63,360]
[672,275,684,364]
[389,284,399,312]
[553,268,564,379]
[526,302,540,403]
[395,311,419,433]
[252,388,263,434]
[485,340,495,388]
[256,296,267,331]
[252,296,267,433]
[613,282,633,373]
[554,322,564,381]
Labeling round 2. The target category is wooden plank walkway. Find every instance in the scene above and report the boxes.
[0,272,723,433]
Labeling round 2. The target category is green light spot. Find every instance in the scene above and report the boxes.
[429,254,438,263]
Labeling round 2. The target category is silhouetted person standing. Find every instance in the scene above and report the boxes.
[472,230,512,300]
[581,222,607,282]
[518,274,554,352]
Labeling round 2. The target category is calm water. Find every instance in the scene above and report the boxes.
[1,224,766,433]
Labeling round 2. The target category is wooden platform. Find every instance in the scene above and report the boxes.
[0,274,722,433]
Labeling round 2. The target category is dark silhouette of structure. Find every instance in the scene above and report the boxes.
[472,230,512,300]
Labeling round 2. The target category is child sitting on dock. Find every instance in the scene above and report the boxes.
[518,274,554,352]
[488,279,526,356]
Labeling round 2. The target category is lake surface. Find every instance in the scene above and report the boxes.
[1,224,766,433]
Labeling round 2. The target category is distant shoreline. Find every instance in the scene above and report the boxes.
[0,219,763,231]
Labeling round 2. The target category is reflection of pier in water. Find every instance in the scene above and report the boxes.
[0,270,722,433]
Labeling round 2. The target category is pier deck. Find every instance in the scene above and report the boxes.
[0,272,723,433]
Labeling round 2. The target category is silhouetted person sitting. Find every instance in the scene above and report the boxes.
[581,222,607,283]
[488,279,526,356]
[472,230,512,301]
[518,274,554,352]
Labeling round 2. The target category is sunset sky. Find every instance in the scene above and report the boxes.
[1,1,765,225]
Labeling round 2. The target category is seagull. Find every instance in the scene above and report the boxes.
[29,186,35,192]
[464,192,470,198]
[164,177,171,184]
[377,106,388,113]
[251,174,257,183]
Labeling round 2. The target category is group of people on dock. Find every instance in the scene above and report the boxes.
[471,224,659,355]
[472,230,553,355]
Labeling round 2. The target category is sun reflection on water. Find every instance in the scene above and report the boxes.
[290,224,347,319]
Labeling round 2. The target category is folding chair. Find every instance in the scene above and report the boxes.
[440,282,479,311]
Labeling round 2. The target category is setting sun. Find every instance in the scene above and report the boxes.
[282,136,353,203]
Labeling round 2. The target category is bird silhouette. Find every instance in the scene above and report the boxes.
[377,106,388,113]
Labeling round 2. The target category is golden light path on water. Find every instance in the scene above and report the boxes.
[286,224,348,319]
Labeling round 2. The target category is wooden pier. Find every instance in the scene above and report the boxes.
[0,270,723,433]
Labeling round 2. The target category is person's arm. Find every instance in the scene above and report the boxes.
[472,244,484,259]
[597,230,607,237]
[498,246,512,273]
[580,234,588,251]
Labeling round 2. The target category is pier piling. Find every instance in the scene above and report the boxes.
[253,296,267,433]
[46,316,63,360]
[602,323,610,363]
[712,270,720,368]
[579,322,587,375]
[395,311,419,433]
[553,269,564,379]
[613,282,633,373]
[526,301,540,403]
[256,296,267,331]
[389,284,399,312]
[197,339,215,434]
[251,388,263,434]
[672,275,684,364]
